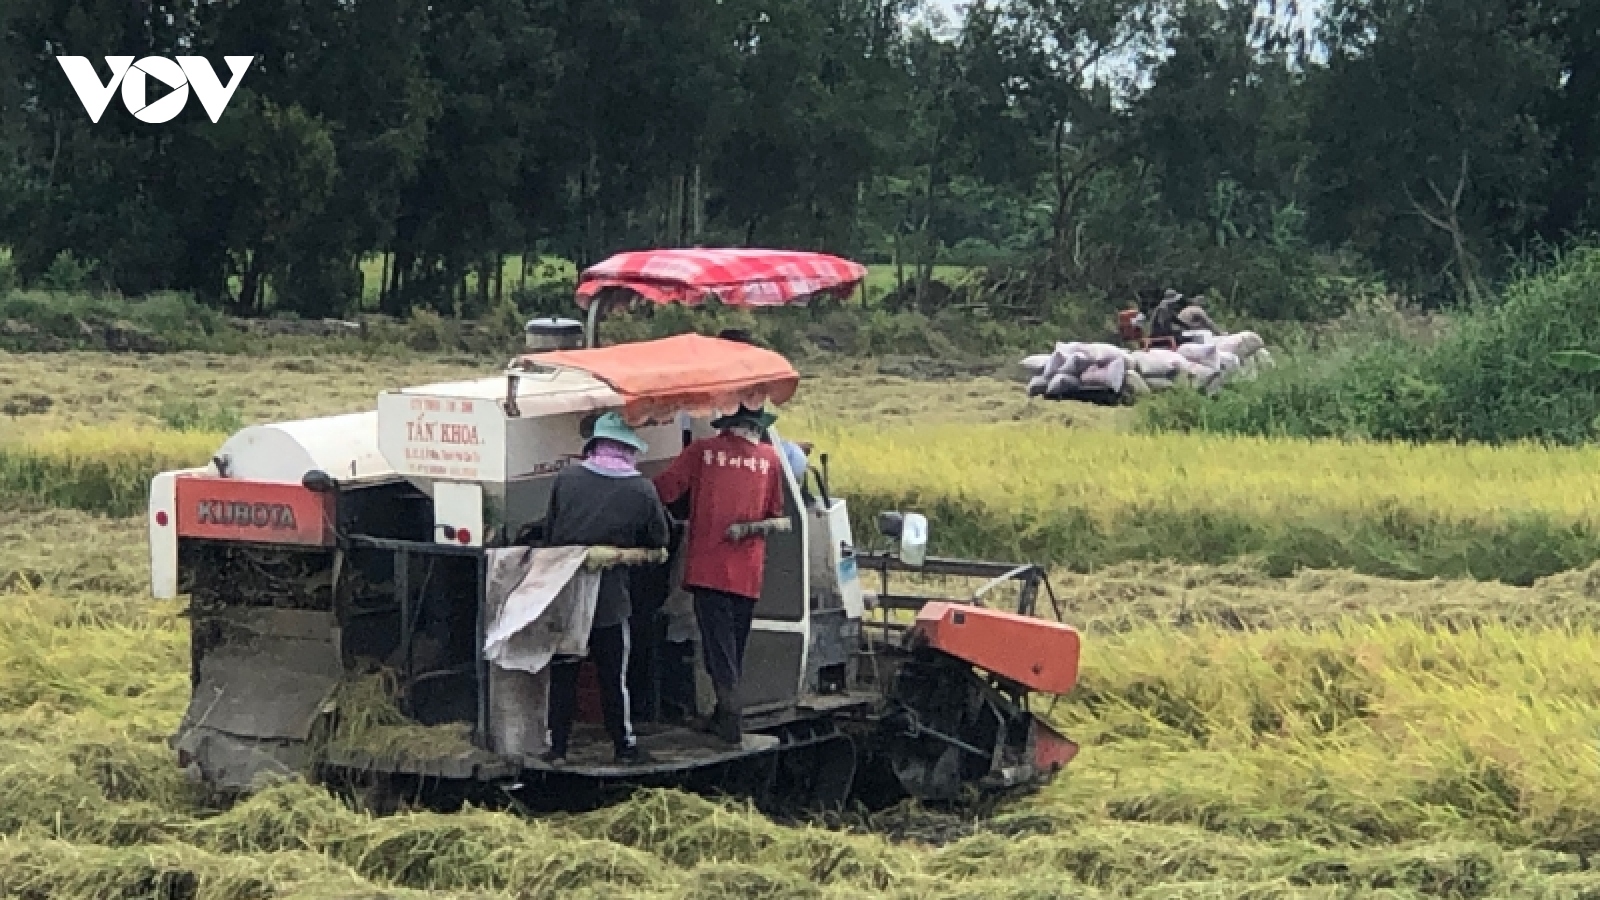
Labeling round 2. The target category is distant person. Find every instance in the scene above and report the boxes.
[1176,294,1224,335]
[1148,291,1183,341]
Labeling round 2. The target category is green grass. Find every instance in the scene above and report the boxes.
[351,254,965,311]
[1145,245,1600,446]
[857,265,974,306]
[355,254,579,308]
[351,254,962,311]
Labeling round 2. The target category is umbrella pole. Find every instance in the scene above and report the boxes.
[584,297,603,348]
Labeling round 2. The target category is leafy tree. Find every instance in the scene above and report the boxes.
[1543,0,1600,239]
[968,0,1166,277]
[1308,0,1564,303]
[179,95,340,315]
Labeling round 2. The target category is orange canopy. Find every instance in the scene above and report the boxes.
[520,333,800,426]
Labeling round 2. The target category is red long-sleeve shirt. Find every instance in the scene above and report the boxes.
[654,432,786,601]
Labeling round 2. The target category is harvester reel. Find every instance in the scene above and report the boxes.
[884,650,1011,803]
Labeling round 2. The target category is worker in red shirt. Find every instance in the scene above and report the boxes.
[654,404,791,745]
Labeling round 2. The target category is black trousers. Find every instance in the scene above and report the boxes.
[627,561,672,723]
[659,640,697,722]
[547,622,634,755]
[693,587,756,695]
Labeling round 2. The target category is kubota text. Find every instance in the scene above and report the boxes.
[195,500,298,530]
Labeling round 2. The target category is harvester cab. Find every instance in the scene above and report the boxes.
[149,248,1082,812]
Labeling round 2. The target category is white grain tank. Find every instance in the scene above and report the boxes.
[148,412,394,600]
[375,368,681,547]
[210,412,392,483]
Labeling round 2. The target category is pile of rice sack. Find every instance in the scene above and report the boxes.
[1021,332,1273,402]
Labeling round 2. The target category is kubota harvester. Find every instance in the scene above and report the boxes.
[150,249,1082,811]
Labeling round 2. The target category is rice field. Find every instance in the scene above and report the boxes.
[9,347,1600,898]
[0,350,1059,431]
[8,409,1589,581]
[812,425,1600,524]
[793,424,1600,585]
[9,528,1600,898]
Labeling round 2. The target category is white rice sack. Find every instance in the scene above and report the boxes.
[1178,343,1220,367]
[1080,356,1127,393]
[1214,331,1266,360]
[1047,342,1092,378]
[1183,362,1217,383]
[1021,354,1052,376]
[1027,375,1049,397]
[1217,351,1241,373]
[1182,330,1215,345]
[1145,347,1188,371]
[1144,376,1175,391]
[1083,342,1131,366]
[1130,350,1182,379]
[1124,370,1151,397]
[1048,353,1089,378]
[1045,373,1082,398]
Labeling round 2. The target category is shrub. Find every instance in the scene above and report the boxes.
[1148,245,1600,445]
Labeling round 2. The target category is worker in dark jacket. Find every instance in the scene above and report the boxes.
[654,404,790,745]
[542,412,671,765]
[1148,290,1182,341]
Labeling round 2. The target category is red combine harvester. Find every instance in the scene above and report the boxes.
[150,249,1082,811]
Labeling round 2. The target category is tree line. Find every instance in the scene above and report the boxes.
[0,0,1595,322]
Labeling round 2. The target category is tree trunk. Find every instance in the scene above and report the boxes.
[579,162,593,268]
[238,252,262,317]
[670,173,686,246]
[893,228,904,311]
[45,118,62,191]
[1408,152,1482,305]
[1051,122,1070,272]
[387,249,411,317]
[692,164,704,243]
[479,256,491,313]
[914,104,951,311]
[378,252,391,313]
[678,171,692,246]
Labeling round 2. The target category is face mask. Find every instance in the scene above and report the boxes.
[585,439,639,474]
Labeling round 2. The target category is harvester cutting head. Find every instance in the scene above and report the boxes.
[909,602,1080,696]
[875,602,1081,802]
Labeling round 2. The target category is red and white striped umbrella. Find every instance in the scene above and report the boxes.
[575,248,867,308]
